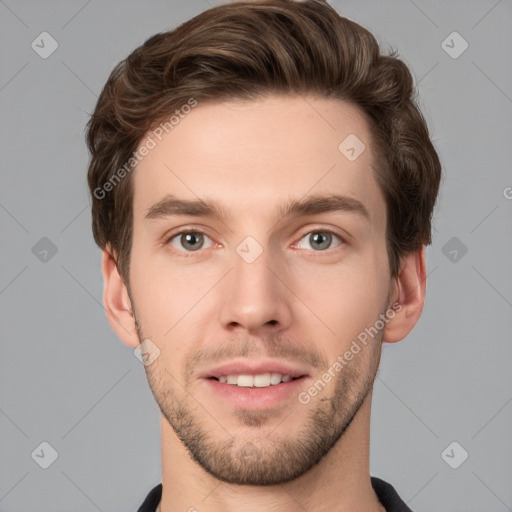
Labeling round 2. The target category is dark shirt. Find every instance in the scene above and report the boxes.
[137,476,413,511]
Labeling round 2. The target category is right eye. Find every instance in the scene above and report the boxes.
[165,230,215,254]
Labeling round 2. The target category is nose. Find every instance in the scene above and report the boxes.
[218,243,293,335]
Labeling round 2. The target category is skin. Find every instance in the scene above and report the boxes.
[101,95,426,512]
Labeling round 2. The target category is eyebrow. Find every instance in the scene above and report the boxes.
[144,193,370,224]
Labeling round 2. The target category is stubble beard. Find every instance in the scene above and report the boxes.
[135,315,383,486]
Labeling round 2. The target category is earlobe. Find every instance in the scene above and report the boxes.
[101,247,140,348]
[382,246,427,343]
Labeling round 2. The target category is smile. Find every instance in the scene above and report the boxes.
[212,373,298,388]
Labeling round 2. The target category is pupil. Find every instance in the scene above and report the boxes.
[183,233,202,250]
[311,232,330,250]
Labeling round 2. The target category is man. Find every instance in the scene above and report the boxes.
[86,1,441,510]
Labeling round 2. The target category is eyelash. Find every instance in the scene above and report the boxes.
[163,228,345,257]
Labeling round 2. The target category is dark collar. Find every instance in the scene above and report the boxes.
[137,476,413,512]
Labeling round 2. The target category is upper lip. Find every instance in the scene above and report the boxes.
[199,359,311,379]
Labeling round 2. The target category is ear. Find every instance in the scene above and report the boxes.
[382,245,427,343]
[101,247,140,348]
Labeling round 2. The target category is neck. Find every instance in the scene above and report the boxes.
[158,392,384,512]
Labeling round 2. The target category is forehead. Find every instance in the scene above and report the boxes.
[132,95,386,229]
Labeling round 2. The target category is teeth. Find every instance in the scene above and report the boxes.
[269,373,282,385]
[254,373,271,387]
[217,373,295,388]
[237,375,254,387]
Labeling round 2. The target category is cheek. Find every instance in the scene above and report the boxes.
[289,259,387,349]
[128,248,213,373]
[128,248,179,335]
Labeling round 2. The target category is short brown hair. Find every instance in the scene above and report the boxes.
[86,0,441,283]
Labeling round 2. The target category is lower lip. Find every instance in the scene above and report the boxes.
[202,377,309,410]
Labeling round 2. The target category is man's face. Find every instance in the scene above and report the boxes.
[128,95,395,485]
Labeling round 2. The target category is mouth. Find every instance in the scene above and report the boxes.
[209,373,304,388]
[199,360,311,410]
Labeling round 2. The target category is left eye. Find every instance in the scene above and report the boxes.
[295,231,343,251]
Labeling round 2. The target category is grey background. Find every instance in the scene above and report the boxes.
[0,0,511,510]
